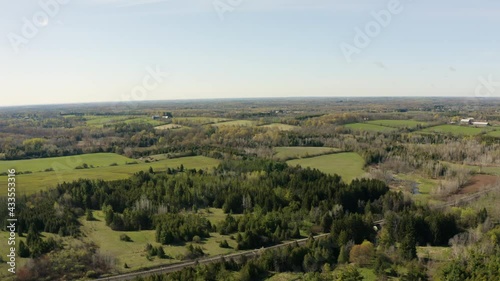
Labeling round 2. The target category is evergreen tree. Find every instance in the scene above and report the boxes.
[18,240,30,258]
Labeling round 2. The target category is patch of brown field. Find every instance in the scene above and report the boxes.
[459,175,500,195]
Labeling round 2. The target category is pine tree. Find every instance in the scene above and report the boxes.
[157,246,167,259]
[338,245,349,264]
[399,218,417,260]
[18,240,30,258]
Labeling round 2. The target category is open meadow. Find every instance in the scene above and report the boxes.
[287,152,365,183]
[366,119,428,128]
[79,210,238,273]
[419,124,493,136]
[273,147,340,161]
[344,123,396,133]
[0,155,219,195]
[211,120,257,127]
[0,153,135,174]
[259,123,298,131]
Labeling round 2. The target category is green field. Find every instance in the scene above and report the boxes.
[443,161,500,176]
[345,123,396,133]
[80,210,238,273]
[420,125,491,136]
[173,117,231,126]
[395,173,441,204]
[487,130,500,138]
[85,115,172,127]
[0,153,135,174]
[124,117,167,126]
[85,115,141,127]
[212,120,256,127]
[274,147,340,161]
[0,156,220,195]
[287,152,365,183]
[260,123,298,131]
[366,119,428,128]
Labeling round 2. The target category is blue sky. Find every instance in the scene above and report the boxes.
[1,0,499,106]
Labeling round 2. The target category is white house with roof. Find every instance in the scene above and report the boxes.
[460,118,474,125]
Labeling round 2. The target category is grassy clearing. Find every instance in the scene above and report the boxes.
[154,124,184,130]
[80,210,238,273]
[0,153,135,174]
[173,117,231,126]
[394,173,441,205]
[0,231,69,280]
[212,120,256,127]
[274,147,340,161]
[366,119,428,128]
[85,115,140,127]
[443,161,500,176]
[420,125,490,136]
[266,272,304,280]
[417,246,451,262]
[0,156,220,195]
[124,117,166,126]
[287,152,365,183]
[345,123,396,133]
[487,130,500,138]
[396,173,438,195]
[85,115,173,127]
[0,231,25,280]
[260,123,298,131]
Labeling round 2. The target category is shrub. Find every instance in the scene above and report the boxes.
[219,240,230,248]
[157,246,168,259]
[183,245,205,260]
[192,235,202,244]
[349,240,375,266]
[85,270,99,278]
[119,234,132,242]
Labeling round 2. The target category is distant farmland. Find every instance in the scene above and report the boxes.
[260,123,298,131]
[420,125,492,136]
[212,120,256,127]
[366,119,428,128]
[0,155,220,195]
[345,123,396,133]
[0,153,134,174]
[487,130,500,138]
[274,147,340,161]
[287,152,365,183]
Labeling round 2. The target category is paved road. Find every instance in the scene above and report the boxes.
[96,233,330,281]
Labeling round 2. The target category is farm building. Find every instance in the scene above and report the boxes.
[472,122,490,127]
[460,118,474,125]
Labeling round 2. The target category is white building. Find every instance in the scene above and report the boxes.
[460,118,474,125]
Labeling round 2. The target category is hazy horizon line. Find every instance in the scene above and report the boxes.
[0,95,496,109]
